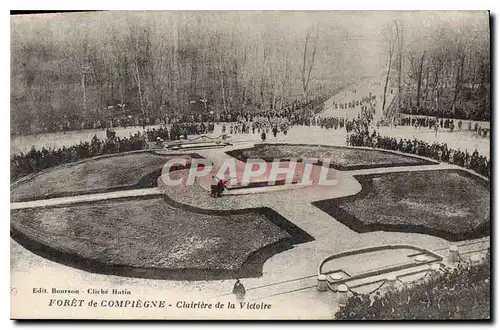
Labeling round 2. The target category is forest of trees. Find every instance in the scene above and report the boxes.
[11,12,371,135]
[10,11,490,135]
[381,14,490,121]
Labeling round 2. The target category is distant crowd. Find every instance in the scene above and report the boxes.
[11,90,491,182]
[400,104,490,123]
[348,130,490,178]
[397,115,490,137]
[11,132,147,182]
[10,93,372,182]
[330,92,377,112]
[26,95,329,135]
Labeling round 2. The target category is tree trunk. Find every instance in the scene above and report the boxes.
[135,64,144,116]
[301,27,319,102]
[81,72,87,115]
[261,41,268,108]
[382,52,393,112]
[301,32,309,99]
[219,48,226,112]
[452,55,464,110]
[423,68,430,105]
[396,22,403,111]
[416,53,424,108]
[116,61,124,111]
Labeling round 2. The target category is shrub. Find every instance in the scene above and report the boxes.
[335,255,490,320]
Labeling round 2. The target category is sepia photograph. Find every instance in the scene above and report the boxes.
[9,10,491,320]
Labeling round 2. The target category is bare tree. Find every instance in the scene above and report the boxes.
[395,20,404,111]
[382,22,397,112]
[428,28,451,115]
[64,41,92,118]
[451,39,465,114]
[131,29,145,116]
[407,50,425,109]
[217,34,227,112]
[260,33,269,108]
[301,25,319,101]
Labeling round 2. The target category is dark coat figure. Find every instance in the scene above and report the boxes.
[232,280,246,301]
[216,179,224,197]
[272,126,278,137]
[106,128,116,140]
[261,132,267,142]
[210,176,218,197]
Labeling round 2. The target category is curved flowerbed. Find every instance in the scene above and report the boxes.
[226,143,437,171]
[11,151,203,202]
[312,169,490,241]
[11,194,312,280]
[10,149,315,280]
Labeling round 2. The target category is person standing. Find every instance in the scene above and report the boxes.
[216,178,224,197]
[232,280,246,301]
[210,175,218,197]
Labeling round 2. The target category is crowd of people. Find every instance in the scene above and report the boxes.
[11,87,491,183]
[220,115,293,137]
[11,131,148,181]
[397,115,490,137]
[400,102,490,123]
[216,95,328,126]
[12,114,490,182]
[162,122,216,141]
[11,120,223,182]
[29,94,329,135]
[318,116,346,130]
[330,92,377,112]
[347,130,491,178]
[10,94,373,182]
[44,113,178,133]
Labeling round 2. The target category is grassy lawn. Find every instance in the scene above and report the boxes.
[313,170,490,241]
[11,152,200,202]
[11,196,291,277]
[226,144,434,170]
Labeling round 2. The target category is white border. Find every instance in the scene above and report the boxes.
[2,2,498,329]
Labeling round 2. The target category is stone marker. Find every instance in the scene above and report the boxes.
[337,284,349,307]
[448,245,459,263]
[317,274,328,292]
